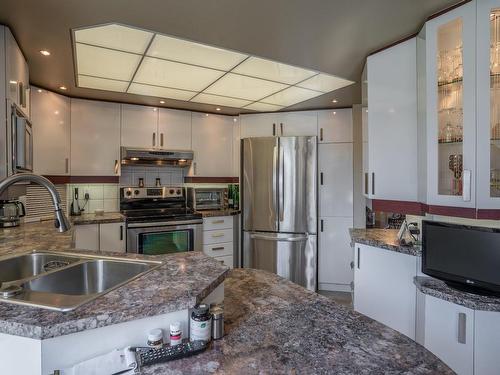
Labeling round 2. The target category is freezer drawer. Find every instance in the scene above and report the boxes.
[243,231,317,291]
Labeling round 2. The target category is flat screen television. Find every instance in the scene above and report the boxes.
[422,220,500,296]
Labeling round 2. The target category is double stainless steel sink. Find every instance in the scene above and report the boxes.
[0,251,162,312]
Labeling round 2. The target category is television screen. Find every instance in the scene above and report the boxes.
[422,221,500,294]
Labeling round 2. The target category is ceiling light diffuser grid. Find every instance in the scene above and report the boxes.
[72,23,354,112]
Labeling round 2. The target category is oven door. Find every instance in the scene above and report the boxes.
[127,220,203,254]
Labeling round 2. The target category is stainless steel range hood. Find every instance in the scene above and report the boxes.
[121,147,193,167]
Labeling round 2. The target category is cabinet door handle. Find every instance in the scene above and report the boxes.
[272,123,276,136]
[462,169,471,202]
[371,172,375,195]
[193,162,197,175]
[65,158,69,174]
[364,173,368,195]
[320,172,324,185]
[320,127,323,141]
[212,220,225,224]
[212,246,225,251]
[114,160,119,175]
[357,247,360,269]
[120,225,123,241]
[152,133,156,147]
[160,133,164,147]
[350,261,354,269]
[212,233,225,238]
[320,219,324,232]
[458,312,466,344]
[280,123,283,135]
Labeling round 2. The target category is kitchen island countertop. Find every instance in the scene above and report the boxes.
[143,268,452,374]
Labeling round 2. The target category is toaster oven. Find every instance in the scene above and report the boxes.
[187,188,227,211]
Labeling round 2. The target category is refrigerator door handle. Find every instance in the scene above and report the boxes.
[279,145,285,222]
[272,144,278,215]
[250,233,308,242]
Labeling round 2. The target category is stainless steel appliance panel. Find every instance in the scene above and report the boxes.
[278,137,317,234]
[243,231,317,291]
[242,137,279,232]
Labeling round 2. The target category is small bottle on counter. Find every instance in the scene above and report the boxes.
[190,304,212,342]
[233,185,239,210]
[170,322,182,346]
[211,304,224,340]
[147,328,164,349]
[227,184,234,209]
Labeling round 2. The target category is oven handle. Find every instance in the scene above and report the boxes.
[127,219,203,228]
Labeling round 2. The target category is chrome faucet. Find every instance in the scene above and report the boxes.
[0,173,71,232]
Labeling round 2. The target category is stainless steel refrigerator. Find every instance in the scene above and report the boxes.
[242,136,317,291]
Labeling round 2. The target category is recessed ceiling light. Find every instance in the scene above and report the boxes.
[159,100,165,104]
[233,118,238,122]
[332,99,338,103]
[205,114,209,117]
[333,111,337,115]
[153,108,157,112]
[216,107,221,111]
[39,50,51,56]
[59,86,67,90]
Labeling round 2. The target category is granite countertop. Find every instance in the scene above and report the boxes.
[350,228,421,256]
[415,276,500,312]
[0,221,75,256]
[197,209,241,218]
[143,268,451,375]
[71,212,125,225]
[0,251,228,340]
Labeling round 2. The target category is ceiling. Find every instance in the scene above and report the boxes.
[0,0,459,115]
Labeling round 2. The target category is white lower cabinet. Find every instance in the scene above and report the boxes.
[353,243,417,339]
[74,222,125,252]
[202,216,234,268]
[423,295,474,375]
[474,310,500,375]
[318,217,353,291]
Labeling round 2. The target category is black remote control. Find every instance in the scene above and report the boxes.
[136,340,208,367]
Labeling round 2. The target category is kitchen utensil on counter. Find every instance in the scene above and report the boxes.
[0,199,25,227]
[70,187,83,216]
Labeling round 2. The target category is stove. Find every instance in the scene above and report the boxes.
[120,187,203,254]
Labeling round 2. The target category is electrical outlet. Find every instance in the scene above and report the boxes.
[84,193,90,200]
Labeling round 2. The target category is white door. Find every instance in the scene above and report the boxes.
[158,108,192,150]
[353,243,417,339]
[424,295,474,375]
[71,99,121,176]
[474,310,500,375]
[477,0,500,210]
[318,109,352,143]
[31,88,71,175]
[191,113,233,176]
[99,222,125,253]
[240,113,278,138]
[319,143,353,217]
[425,2,476,208]
[318,216,354,291]
[367,38,418,201]
[121,104,158,149]
[279,111,318,136]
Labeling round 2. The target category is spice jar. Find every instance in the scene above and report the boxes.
[211,305,224,340]
[190,304,212,342]
[147,328,163,349]
[170,321,182,346]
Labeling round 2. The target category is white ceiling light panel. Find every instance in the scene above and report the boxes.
[298,74,354,93]
[205,73,288,101]
[73,23,355,112]
[75,43,141,81]
[128,83,195,101]
[262,86,322,107]
[190,93,252,108]
[74,24,153,54]
[147,34,248,71]
[233,57,316,85]
[134,57,225,92]
[78,75,129,92]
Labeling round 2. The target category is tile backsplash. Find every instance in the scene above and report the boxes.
[67,183,119,214]
[120,166,185,187]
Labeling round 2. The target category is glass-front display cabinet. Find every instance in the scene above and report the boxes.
[425,1,476,208]
[477,0,500,210]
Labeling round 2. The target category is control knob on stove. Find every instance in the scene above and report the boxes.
[134,190,140,195]
[169,189,174,195]
[176,189,181,195]
[125,190,132,197]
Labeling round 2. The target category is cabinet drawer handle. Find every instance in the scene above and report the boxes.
[280,123,283,135]
[212,220,225,224]
[350,261,354,269]
[320,127,323,141]
[65,158,69,174]
[357,247,360,269]
[364,173,368,195]
[211,246,225,251]
[120,225,123,241]
[152,133,156,147]
[272,123,276,136]
[458,312,466,344]
[371,172,375,195]
[212,233,225,238]
[320,219,324,232]
[160,133,164,147]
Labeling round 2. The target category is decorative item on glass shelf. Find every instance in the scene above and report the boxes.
[448,154,463,196]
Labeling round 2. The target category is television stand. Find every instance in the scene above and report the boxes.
[444,280,500,298]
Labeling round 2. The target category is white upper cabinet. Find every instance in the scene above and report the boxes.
[477,0,500,210]
[191,113,233,176]
[4,27,29,118]
[240,113,278,138]
[318,109,353,143]
[31,88,70,175]
[158,108,192,150]
[425,2,476,208]
[71,99,121,176]
[367,38,418,201]
[121,104,158,149]
[279,111,318,136]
